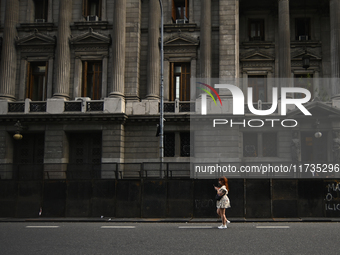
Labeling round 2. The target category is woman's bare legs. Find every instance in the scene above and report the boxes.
[220,208,226,226]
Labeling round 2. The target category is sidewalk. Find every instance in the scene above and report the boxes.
[1,217,340,223]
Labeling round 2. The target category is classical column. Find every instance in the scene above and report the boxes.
[278,0,291,79]
[200,0,211,78]
[48,0,54,23]
[219,0,239,96]
[146,0,160,99]
[110,0,126,98]
[330,0,340,97]
[0,0,19,101]
[53,0,72,99]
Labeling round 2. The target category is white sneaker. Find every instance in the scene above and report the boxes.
[218,225,227,229]
[227,220,231,224]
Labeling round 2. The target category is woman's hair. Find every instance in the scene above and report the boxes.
[219,177,229,191]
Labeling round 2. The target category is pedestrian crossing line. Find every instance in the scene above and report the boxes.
[100,226,136,229]
[26,226,60,228]
[178,226,213,229]
[256,226,290,229]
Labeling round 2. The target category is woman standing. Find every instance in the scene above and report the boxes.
[214,177,231,229]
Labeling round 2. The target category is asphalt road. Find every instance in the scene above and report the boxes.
[1,222,339,255]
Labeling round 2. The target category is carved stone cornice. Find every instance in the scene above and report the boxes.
[163,32,199,56]
[15,29,56,53]
[240,49,275,62]
[70,27,111,51]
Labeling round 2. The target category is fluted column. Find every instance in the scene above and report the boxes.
[110,0,126,98]
[278,0,291,78]
[330,0,340,97]
[0,0,19,101]
[219,0,239,96]
[53,0,72,99]
[146,0,160,99]
[200,0,211,78]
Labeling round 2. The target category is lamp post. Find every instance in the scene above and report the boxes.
[159,0,164,177]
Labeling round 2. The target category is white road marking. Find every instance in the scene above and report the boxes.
[26,226,60,228]
[178,226,213,229]
[256,226,290,229]
[100,226,136,229]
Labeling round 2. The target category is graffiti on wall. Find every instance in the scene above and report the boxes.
[325,181,340,211]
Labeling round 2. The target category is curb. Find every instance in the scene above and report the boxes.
[1,217,340,223]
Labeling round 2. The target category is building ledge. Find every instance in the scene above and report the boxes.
[18,23,56,32]
[71,21,110,30]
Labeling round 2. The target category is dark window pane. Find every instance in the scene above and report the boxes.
[243,133,258,157]
[249,19,264,41]
[164,132,175,157]
[180,132,191,157]
[34,0,48,20]
[263,133,277,157]
[295,18,310,40]
[248,75,267,102]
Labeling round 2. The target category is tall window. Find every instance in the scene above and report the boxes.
[172,0,189,23]
[294,74,313,100]
[249,19,264,41]
[243,132,277,157]
[170,63,190,101]
[248,75,267,102]
[26,62,48,101]
[68,132,102,178]
[164,132,192,157]
[34,0,48,22]
[295,18,310,40]
[82,61,102,100]
[69,133,102,164]
[13,133,45,179]
[301,132,327,161]
[83,0,102,20]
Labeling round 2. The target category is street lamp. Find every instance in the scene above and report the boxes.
[159,0,164,177]
[13,121,23,140]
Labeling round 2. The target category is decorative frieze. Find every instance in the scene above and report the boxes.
[16,29,56,53]
[70,27,111,52]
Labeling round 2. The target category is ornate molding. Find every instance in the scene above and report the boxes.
[16,29,56,47]
[240,49,275,62]
[15,29,56,54]
[70,27,111,52]
[163,32,199,56]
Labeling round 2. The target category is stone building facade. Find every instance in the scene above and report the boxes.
[0,0,339,180]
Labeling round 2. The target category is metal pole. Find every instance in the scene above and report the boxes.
[159,0,164,178]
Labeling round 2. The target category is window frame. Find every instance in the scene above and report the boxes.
[33,0,48,22]
[248,75,267,103]
[295,17,311,41]
[26,61,48,101]
[83,0,102,20]
[172,0,189,23]
[243,132,278,158]
[164,131,192,157]
[82,60,103,100]
[248,19,264,41]
[169,62,191,101]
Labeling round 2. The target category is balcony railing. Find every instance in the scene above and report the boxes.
[162,100,195,113]
[8,102,25,113]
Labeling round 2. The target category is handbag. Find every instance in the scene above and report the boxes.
[215,194,223,201]
[215,189,226,201]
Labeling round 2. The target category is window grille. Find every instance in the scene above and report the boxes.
[30,102,46,112]
[263,133,277,157]
[8,103,25,113]
[65,102,82,112]
[164,132,175,157]
[180,132,191,157]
